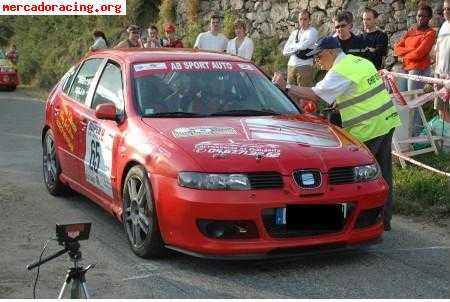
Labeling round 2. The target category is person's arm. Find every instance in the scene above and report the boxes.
[374,32,389,57]
[226,39,234,55]
[394,32,412,57]
[176,39,184,48]
[222,35,229,52]
[282,31,298,56]
[114,40,127,49]
[193,33,201,49]
[299,28,318,50]
[244,38,254,60]
[287,86,320,101]
[403,30,437,60]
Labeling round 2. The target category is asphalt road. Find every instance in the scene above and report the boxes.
[0,90,449,299]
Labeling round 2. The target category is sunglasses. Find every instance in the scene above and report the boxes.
[335,23,348,29]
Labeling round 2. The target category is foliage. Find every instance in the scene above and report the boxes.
[157,0,175,31]
[253,37,288,76]
[183,21,202,48]
[0,17,15,47]
[394,153,450,225]
[186,0,199,23]
[222,10,236,39]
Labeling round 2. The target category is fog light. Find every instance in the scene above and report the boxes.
[197,219,259,239]
[355,207,383,229]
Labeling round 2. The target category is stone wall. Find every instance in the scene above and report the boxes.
[174,0,445,67]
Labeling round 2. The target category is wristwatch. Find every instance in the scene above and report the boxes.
[285,84,292,93]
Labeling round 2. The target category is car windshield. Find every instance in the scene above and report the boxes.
[133,61,300,117]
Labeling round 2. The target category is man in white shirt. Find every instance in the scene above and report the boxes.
[194,14,228,52]
[282,10,318,87]
[435,0,450,122]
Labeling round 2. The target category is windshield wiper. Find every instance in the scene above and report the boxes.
[209,109,281,116]
[143,111,206,118]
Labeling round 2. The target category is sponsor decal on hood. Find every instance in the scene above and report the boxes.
[194,140,281,158]
[172,126,237,138]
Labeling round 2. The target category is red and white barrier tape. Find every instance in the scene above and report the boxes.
[380,70,450,107]
[392,151,450,178]
[380,70,450,87]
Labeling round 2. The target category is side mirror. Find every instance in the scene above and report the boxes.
[95,103,117,121]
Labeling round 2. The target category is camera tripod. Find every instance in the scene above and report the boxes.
[27,241,94,299]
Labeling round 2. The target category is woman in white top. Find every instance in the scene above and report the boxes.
[90,30,108,51]
[226,20,254,60]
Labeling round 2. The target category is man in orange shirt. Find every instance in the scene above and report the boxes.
[394,5,436,136]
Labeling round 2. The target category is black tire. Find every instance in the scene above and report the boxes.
[122,165,166,258]
[9,86,16,91]
[42,129,68,195]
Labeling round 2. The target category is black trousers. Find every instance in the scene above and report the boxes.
[364,128,395,224]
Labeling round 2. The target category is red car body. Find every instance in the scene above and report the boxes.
[42,49,388,259]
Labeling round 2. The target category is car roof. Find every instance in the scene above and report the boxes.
[89,48,251,64]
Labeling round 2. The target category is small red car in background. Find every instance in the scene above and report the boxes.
[0,50,19,91]
[42,49,388,259]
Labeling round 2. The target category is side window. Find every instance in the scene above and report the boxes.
[62,65,78,94]
[68,59,103,104]
[91,62,124,114]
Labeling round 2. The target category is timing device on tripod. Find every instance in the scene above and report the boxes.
[27,222,94,299]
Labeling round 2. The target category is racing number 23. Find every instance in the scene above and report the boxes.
[89,139,101,173]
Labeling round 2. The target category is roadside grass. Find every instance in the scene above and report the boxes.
[393,152,450,226]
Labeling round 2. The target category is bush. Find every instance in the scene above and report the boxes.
[223,10,236,39]
[157,0,175,32]
[253,37,288,76]
[183,21,202,48]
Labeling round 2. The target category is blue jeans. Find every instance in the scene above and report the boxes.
[396,68,431,136]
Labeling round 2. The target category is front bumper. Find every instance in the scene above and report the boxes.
[0,72,19,87]
[153,174,388,258]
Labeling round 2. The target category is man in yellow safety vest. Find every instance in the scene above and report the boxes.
[273,36,401,231]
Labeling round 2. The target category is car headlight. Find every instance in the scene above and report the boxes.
[354,163,381,182]
[0,67,15,72]
[178,172,251,190]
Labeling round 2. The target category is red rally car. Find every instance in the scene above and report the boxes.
[42,49,388,259]
[0,50,19,91]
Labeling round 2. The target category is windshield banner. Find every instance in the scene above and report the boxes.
[133,61,260,78]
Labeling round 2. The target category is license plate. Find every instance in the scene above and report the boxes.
[284,204,344,230]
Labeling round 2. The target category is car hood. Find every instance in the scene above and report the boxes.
[141,115,374,174]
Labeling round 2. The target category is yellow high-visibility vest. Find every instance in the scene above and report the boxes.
[333,54,401,142]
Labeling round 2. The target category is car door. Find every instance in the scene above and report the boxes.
[77,60,125,209]
[53,58,104,183]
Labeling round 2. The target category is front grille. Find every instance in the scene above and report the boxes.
[247,172,283,189]
[329,167,355,184]
[293,170,321,188]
